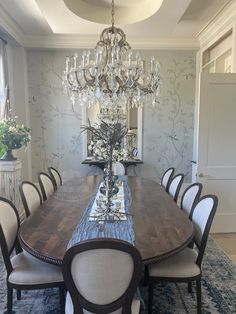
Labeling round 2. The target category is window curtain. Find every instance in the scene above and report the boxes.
[0,38,9,120]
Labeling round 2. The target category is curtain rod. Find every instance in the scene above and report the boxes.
[0,36,7,44]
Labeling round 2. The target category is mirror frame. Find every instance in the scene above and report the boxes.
[82,106,143,160]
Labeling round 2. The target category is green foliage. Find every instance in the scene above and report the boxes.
[0,117,31,151]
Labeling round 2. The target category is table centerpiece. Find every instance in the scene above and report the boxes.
[82,120,127,222]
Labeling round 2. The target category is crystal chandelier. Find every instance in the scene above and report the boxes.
[62,0,161,109]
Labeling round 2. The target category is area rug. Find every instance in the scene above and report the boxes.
[1,238,236,314]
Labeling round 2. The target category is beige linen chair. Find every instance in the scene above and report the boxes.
[0,197,65,314]
[19,181,42,217]
[48,166,62,189]
[167,173,184,202]
[62,238,142,314]
[180,183,202,219]
[147,194,218,314]
[113,161,126,175]
[38,172,55,201]
[160,167,175,191]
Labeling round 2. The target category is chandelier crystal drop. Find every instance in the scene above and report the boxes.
[62,1,161,109]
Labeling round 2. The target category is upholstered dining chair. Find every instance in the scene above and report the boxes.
[38,172,55,201]
[167,173,184,202]
[48,166,62,189]
[147,194,218,314]
[113,161,126,175]
[180,183,203,219]
[62,238,143,314]
[160,167,175,191]
[19,181,42,218]
[0,197,65,314]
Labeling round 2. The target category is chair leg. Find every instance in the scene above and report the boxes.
[188,282,192,293]
[196,279,201,314]
[59,286,65,314]
[7,286,13,314]
[17,290,21,300]
[148,282,153,314]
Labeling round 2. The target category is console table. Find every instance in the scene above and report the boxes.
[82,158,143,175]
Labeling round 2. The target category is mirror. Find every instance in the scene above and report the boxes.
[82,105,143,160]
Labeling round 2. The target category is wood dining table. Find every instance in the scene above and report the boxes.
[19,176,193,266]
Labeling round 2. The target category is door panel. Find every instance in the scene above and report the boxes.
[197,73,236,232]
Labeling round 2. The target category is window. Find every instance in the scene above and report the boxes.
[0,38,9,120]
[202,30,232,73]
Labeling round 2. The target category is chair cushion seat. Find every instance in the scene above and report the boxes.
[65,292,140,314]
[149,247,200,279]
[9,250,63,285]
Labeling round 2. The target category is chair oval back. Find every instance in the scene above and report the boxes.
[48,167,62,189]
[113,162,125,176]
[192,195,218,265]
[63,238,142,314]
[168,173,184,202]
[19,181,42,217]
[161,167,174,191]
[0,197,19,254]
[38,172,55,201]
[180,183,202,218]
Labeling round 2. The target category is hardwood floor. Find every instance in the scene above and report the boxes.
[211,233,236,264]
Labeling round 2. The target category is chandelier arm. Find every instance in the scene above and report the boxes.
[82,69,95,87]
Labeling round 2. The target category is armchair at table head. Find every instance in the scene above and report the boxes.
[62,238,143,314]
[19,181,42,217]
[0,197,65,313]
[38,172,55,201]
[48,166,62,189]
[161,167,175,191]
[113,161,126,176]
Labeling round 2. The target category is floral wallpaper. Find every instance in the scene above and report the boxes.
[27,50,196,182]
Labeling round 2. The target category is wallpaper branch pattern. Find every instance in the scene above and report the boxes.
[27,51,196,182]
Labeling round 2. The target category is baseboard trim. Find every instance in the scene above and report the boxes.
[210,213,236,233]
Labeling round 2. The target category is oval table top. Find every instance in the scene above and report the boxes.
[19,176,193,266]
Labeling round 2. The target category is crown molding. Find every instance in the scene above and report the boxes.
[198,0,236,50]
[23,33,199,50]
[0,4,24,45]
[0,2,199,51]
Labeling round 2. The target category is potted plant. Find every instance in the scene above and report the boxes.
[0,117,31,161]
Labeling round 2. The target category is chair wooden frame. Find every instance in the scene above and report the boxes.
[160,167,175,192]
[38,172,55,201]
[48,166,62,189]
[167,173,184,202]
[0,197,65,314]
[62,238,143,314]
[180,183,203,219]
[147,195,218,314]
[19,181,43,218]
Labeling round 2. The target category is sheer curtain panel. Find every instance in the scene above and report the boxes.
[0,38,9,120]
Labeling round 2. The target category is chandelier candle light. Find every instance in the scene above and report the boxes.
[63,0,161,110]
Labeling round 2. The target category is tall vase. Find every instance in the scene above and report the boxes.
[0,149,17,161]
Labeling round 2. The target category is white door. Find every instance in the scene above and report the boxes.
[197,73,236,232]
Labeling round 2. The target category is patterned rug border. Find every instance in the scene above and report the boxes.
[1,237,236,313]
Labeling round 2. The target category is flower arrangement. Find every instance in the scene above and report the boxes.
[84,120,128,163]
[0,117,31,159]
[88,139,128,161]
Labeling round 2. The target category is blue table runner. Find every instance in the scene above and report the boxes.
[68,176,135,249]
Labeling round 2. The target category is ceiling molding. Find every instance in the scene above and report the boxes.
[0,1,199,51]
[0,4,24,45]
[198,0,236,49]
[23,34,199,50]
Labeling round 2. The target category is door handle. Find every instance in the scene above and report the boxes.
[198,173,210,178]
